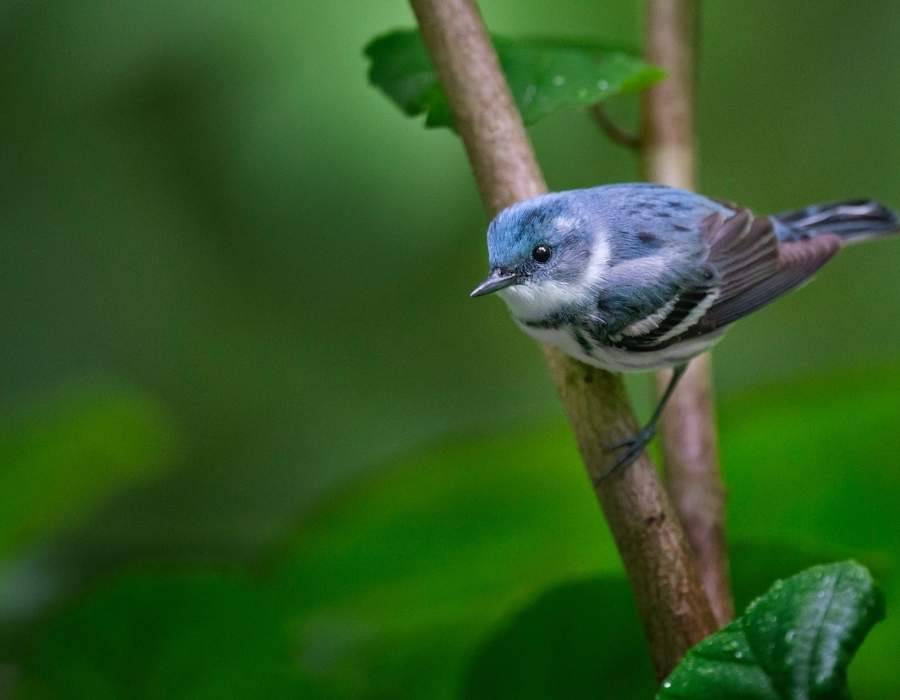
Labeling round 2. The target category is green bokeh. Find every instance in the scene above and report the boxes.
[0,383,178,562]
[2,0,899,696]
[13,368,900,698]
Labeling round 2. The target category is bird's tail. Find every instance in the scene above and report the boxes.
[773,199,899,246]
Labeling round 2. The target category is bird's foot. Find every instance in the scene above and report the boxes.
[599,426,656,481]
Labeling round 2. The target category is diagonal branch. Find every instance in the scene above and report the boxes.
[410,0,716,679]
[641,0,734,625]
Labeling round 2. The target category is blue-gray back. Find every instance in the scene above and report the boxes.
[575,183,732,259]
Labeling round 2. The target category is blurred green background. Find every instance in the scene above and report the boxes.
[2,1,899,697]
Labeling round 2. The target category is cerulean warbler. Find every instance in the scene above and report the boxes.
[471,184,899,470]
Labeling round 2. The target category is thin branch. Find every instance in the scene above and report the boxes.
[590,103,642,150]
[410,0,716,679]
[641,0,734,625]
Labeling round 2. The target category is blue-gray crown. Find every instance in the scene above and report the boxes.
[486,192,589,271]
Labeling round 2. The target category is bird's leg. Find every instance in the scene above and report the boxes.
[600,363,689,479]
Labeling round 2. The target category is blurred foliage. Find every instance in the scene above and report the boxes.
[659,562,884,700]
[10,369,900,698]
[365,30,663,128]
[464,577,657,699]
[2,0,900,697]
[0,383,177,563]
[18,575,306,699]
[3,0,900,559]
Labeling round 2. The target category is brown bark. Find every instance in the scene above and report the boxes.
[641,0,733,625]
[410,0,716,678]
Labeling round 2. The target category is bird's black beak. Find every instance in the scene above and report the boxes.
[470,269,518,298]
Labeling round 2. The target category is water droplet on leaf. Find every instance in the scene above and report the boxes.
[523,84,537,105]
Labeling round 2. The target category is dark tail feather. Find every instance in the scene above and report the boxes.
[773,199,899,245]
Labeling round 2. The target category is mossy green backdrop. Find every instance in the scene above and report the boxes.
[2,1,899,697]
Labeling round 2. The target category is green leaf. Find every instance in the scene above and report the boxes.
[0,383,178,562]
[658,562,885,700]
[364,30,664,129]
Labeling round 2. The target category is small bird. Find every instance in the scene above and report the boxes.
[470,184,899,472]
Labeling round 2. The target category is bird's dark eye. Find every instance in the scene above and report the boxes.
[532,244,552,263]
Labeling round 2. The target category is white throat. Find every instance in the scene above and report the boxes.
[499,281,580,320]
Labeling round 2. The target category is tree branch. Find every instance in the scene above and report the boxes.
[410,0,716,678]
[590,103,642,150]
[641,0,733,625]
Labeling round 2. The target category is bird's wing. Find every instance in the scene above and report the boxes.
[613,209,840,352]
[698,209,840,329]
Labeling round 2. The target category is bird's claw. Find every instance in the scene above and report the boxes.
[598,426,656,481]
[603,425,655,452]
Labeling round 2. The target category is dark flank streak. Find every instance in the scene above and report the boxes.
[586,319,608,345]
[573,327,593,355]
[522,309,577,330]
[522,318,561,330]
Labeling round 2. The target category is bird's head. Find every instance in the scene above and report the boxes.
[471,193,601,319]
